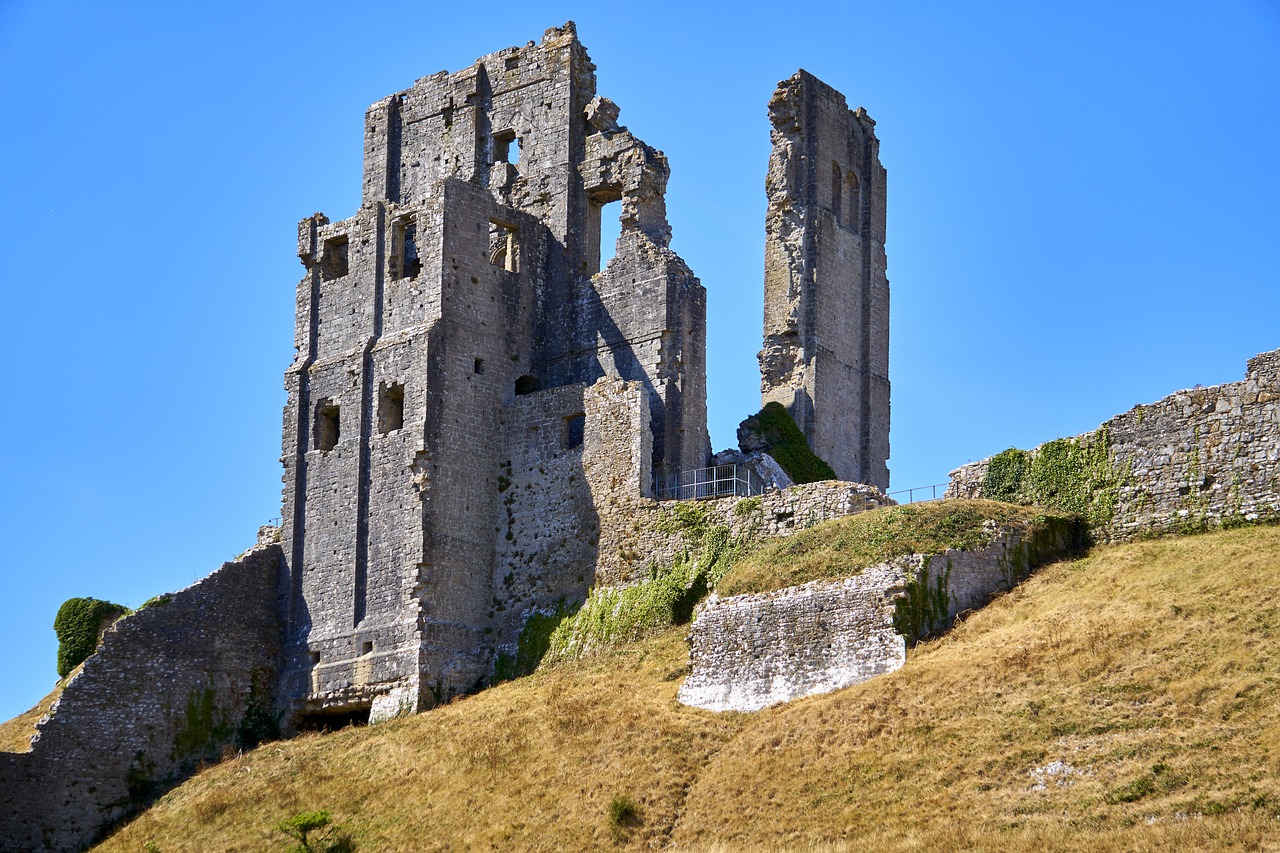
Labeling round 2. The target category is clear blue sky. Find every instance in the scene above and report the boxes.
[1,1,1276,721]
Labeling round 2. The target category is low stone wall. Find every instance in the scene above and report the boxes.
[948,348,1280,540]
[0,545,282,852]
[679,525,1072,712]
[596,479,894,587]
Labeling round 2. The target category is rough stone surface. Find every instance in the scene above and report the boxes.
[679,527,1060,712]
[760,71,890,490]
[0,545,281,852]
[947,348,1280,540]
[277,23,711,721]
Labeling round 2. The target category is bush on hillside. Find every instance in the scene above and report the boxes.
[53,597,129,678]
[737,402,836,484]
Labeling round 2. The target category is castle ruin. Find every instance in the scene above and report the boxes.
[277,23,889,724]
[0,24,892,849]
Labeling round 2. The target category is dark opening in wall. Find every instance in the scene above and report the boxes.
[514,375,540,395]
[394,217,421,280]
[564,413,585,449]
[361,641,374,655]
[296,706,371,733]
[474,358,485,375]
[378,383,404,435]
[321,235,349,280]
[489,219,519,272]
[314,400,340,451]
[493,130,521,166]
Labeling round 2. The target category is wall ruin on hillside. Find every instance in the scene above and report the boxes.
[0,546,281,853]
[947,348,1280,540]
[679,523,1078,712]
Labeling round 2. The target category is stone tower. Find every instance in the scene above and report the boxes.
[759,70,890,490]
[277,23,707,724]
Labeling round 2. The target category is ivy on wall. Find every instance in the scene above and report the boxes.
[981,427,1118,527]
[53,597,129,678]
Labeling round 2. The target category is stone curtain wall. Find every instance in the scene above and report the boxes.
[0,545,282,853]
[595,480,894,587]
[948,348,1280,540]
[679,527,1065,712]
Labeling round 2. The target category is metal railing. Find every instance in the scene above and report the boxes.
[886,483,949,504]
[656,464,765,501]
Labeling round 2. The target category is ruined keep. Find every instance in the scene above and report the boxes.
[279,22,712,723]
[760,71,890,491]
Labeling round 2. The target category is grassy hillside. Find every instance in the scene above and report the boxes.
[95,524,1280,851]
[0,679,62,753]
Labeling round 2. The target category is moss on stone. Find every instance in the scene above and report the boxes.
[739,402,836,484]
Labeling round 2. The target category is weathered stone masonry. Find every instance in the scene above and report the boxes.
[947,348,1280,540]
[0,545,281,853]
[679,523,1076,712]
[761,71,890,491]
[0,26,898,849]
[279,23,712,722]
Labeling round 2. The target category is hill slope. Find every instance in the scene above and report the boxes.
[96,525,1280,851]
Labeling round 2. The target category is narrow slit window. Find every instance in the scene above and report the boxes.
[394,217,420,280]
[564,413,585,450]
[488,219,519,272]
[378,383,404,435]
[321,235,349,280]
[315,400,340,451]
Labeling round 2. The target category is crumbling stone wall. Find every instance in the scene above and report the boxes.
[947,348,1280,540]
[0,545,281,852]
[760,70,890,490]
[279,23,709,721]
[678,526,1064,712]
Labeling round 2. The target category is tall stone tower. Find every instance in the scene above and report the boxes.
[759,70,890,490]
[277,23,707,725]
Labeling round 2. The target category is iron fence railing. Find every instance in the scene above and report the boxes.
[656,464,765,501]
[886,483,949,504]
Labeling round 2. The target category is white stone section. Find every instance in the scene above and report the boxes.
[678,562,909,712]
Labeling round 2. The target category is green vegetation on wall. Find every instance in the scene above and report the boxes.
[494,511,748,681]
[53,597,129,678]
[740,402,836,484]
[892,557,952,641]
[980,427,1118,527]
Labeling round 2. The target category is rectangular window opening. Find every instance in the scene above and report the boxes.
[321,235,349,280]
[361,641,374,656]
[474,358,485,375]
[378,383,404,435]
[314,399,340,451]
[564,413,585,450]
[394,217,421,280]
[493,130,518,165]
[488,219,519,272]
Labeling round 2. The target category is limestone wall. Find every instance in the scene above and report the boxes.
[678,526,1069,712]
[0,545,282,853]
[947,348,1280,540]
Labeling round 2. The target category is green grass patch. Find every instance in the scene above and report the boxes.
[718,499,1082,597]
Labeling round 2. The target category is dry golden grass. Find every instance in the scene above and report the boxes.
[0,676,64,753]
[93,524,1280,851]
[719,499,1069,597]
